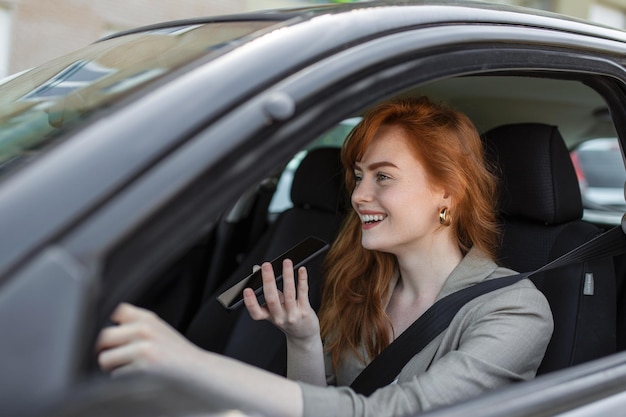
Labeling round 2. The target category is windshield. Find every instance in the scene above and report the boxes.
[0,20,276,180]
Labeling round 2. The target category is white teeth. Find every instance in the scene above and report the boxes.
[361,214,385,223]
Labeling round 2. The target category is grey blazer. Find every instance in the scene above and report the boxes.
[299,247,554,417]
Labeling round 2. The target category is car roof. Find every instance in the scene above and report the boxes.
[94,0,624,146]
[100,0,626,45]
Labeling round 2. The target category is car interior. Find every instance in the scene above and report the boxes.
[127,73,626,381]
[483,122,617,373]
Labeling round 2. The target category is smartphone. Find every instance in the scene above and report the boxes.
[217,236,329,310]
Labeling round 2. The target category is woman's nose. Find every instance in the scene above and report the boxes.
[352,180,373,204]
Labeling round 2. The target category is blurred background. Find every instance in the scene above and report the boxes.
[1,0,625,79]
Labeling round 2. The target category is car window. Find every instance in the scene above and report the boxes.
[268,117,360,214]
[0,21,276,182]
[570,137,626,224]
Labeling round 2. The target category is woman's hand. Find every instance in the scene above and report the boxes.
[244,260,326,385]
[96,303,305,417]
[243,259,320,344]
[96,303,204,376]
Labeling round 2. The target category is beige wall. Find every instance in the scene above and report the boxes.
[554,0,589,18]
[555,0,626,22]
[485,0,626,23]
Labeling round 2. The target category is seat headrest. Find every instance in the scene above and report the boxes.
[483,123,582,224]
[290,147,344,213]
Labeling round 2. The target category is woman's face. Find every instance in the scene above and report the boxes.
[351,124,450,257]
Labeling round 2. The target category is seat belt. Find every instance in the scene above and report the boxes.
[350,224,626,396]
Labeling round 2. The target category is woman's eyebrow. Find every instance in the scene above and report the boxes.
[354,161,399,170]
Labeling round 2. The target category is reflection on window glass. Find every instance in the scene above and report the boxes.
[21,60,115,101]
[102,69,166,95]
[148,25,203,36]
[0,20,277,180]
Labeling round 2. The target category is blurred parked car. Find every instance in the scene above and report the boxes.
[2,1,626,416]
[571,137,626,224]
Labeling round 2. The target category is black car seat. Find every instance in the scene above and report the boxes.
[483,123,617,374]
[184,146,346,375]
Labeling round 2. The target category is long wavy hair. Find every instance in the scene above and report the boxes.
[319,96,500,369]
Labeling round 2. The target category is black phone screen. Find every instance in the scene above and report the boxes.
[217,236,329,310]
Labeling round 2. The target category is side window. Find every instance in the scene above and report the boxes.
[267,117,360,214]
[570,137,626,224]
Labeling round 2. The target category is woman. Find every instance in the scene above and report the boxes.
[97,97,553,417]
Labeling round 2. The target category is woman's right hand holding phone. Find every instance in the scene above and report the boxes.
[243,259,320,343]
[244,259,326,385]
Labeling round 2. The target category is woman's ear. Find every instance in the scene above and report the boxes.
[441,190,455,210]
[432,183,452,207]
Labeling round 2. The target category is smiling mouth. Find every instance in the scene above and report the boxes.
[360,214,386,224]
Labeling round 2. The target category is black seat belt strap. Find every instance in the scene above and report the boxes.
[350,225,626,396]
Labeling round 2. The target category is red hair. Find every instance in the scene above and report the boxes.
[319,96,500,369]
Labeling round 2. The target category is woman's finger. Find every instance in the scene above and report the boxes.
[296,266,311,308]
[243,288,270,321]
[282,259,298,313]
[98,333,161,373]
[261,261,285,317]
[96,304,156,352]
[245,264,270,320]
[95,324,135,352]
[98,340,141,372]
[110,302,151,323]
[109,362,142,377]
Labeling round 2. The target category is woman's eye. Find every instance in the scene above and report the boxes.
[353,172,363,182]
[376,172,390,181]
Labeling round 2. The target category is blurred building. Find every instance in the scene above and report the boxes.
[497,0,626,28]
[0,0,308,77]
[0,0,626,78]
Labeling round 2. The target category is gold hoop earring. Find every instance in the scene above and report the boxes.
[439,207,451,226]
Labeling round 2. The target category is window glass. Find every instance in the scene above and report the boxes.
[0,21,276,181]
[268,117,360,213]
[570,137,626,224]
